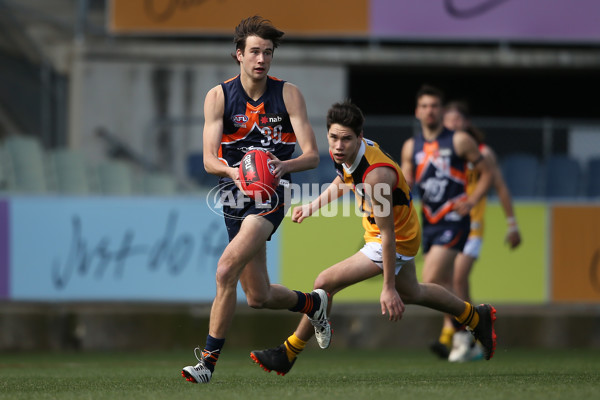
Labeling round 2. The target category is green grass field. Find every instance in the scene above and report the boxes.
[1,348,599,400]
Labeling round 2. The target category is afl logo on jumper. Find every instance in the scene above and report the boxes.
[259,113,283,127]
[232,114,248,128]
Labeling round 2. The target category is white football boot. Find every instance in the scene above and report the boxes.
[182,347,213,383]
[307,289,332,349]
[449,330,483,362]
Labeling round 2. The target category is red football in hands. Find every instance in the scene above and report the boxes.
[239,150,277,200]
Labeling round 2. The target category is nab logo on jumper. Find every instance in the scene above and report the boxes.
[259,114,283,127]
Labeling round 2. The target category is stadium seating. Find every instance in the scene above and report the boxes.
[500,153,541,198]
[542,155,582,198]
[585,157,600,198]
[2,135,48,193]
[95,160,135,195]
[1,135,185,196]
[1,134,592,200]
[48,148,91,195]
[140,171,177,195]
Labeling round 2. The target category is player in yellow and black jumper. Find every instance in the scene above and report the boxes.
[250,100,498,376]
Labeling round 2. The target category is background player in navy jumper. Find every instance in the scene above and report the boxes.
[181,16,328,384]
[400,85,494,359]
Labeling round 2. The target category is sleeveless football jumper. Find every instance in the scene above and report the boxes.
[218,75,296,241]
[412,128,470,252]
[219,75,296,169]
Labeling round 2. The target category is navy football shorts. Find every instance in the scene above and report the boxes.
[219,178,286,242]
[421,216,470,254]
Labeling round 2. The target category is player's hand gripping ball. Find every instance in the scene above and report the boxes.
[239,150,277,200]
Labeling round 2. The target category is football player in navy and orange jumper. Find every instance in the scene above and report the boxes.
[400,85,495,359]
[182,16,329,384]
[250,100,498,376]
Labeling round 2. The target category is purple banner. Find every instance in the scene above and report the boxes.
[371,0,600,42]
[0,200,9,299]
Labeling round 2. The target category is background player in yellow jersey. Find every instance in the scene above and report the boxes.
[442,100,522,362]
[250,100,497,375]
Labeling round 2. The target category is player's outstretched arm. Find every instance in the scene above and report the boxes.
[292,176,347,223]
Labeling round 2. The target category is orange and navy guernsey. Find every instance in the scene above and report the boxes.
[412,128,468,226]
[219,75,296,177]
[466,143,488,238]
[334,138,421,257]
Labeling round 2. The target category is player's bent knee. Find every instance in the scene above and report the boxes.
[246,293,268,309]
[312,274,333,293]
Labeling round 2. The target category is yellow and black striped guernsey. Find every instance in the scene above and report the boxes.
[333,138,421,257]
